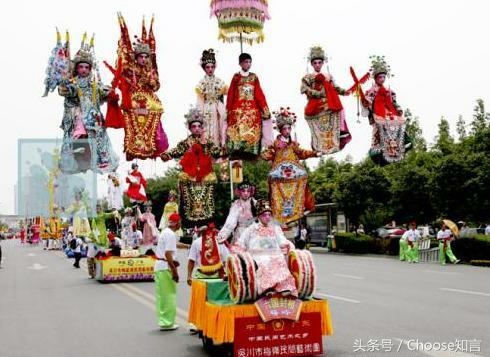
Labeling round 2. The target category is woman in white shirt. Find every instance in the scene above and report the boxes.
[437,223,460,265]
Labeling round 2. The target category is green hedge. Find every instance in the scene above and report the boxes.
[334,233,381,254]
[452,235,490,263]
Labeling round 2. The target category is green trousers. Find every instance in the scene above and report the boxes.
[407,242,419,263]
[399,239,409,261]
[154,270,176,327]
[439,241,457,265]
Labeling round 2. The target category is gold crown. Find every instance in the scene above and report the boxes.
[200,49,216,66]
[369,55,392,77]
[184,106,205,126]
[256,199,272,216]
[308,45,326,61]
[133,41,151,56]
[73,32,94,67]
[273,107,297,129]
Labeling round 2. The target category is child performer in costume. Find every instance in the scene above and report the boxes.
[107,14,168,160]
[218,182,257,244]
[261,107,321,225]
[160,106,226,227]
[137,202,158,253]
[88,204,120,278]
[126,162,147,205]
[196,49,228,148]
[237,199,297,296]
[107,173,123,210]
[44,31,119,174]
[121,207,135,248]
[159,190,178,230]
[301,46,351,154]
[361,55,411,164]
[226,52,271,160]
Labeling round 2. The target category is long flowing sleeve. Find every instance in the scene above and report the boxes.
[293,142,317,160]
[226,74,240,113]
[218,202,240,242]
[275,225,294,250]
[261,144,276,161]
[254,76,270,119]
[237,224,252,250]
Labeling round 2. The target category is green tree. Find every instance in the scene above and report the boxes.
[433,116,454,154]
[404,108,426,151]
[470,98,489,135]
[456,114,467,142]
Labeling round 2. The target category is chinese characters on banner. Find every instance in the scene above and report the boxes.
[234,312,323,357]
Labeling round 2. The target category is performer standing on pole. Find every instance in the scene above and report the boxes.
[226,53,271,160]
[301,46,351,155]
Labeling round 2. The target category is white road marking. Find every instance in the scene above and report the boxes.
[440,288,490,297]
[120,283,188,319]
[27,263,47,270]
[394,338,483,357]
[332,273,364,280]
[315,292,360,304]
[27,253,36,257]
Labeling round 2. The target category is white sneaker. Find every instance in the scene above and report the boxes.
[160,324,179,331]
[453,259,460,264]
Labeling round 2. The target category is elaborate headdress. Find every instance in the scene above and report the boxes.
[184,106,205,126]
[73,32,95,67]
[200,49,216,67]
[273,107,297,130]
[369,55,392,77]
[115,13,157,70]
[168,189,177,197]
[308,46,326,62]
[235,181,256,197]
[256,199,272,216]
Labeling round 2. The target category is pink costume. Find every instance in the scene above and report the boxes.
[237,222,297,296]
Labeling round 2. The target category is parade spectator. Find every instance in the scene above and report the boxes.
[154,213,181,331]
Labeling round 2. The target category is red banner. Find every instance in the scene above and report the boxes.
[234,312,324,357]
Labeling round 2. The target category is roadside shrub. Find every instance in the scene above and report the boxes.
[334,233,380,254]
[452,235,490,262]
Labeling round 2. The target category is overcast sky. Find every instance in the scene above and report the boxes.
[1,0,489,215]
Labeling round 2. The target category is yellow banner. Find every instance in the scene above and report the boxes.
[96,256,155,282]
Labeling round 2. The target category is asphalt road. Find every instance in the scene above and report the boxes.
[1,239,488,357]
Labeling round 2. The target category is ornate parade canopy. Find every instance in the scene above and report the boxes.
[210,0,271,45]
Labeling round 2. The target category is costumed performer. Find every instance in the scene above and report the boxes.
[437,222,460,265]
[126,162,147,205]
[261,107,321,225]
[107,173,123,210]
[43,30,119,173]
[196,49,228,148]
[361,55,411,164]
[226,52,271,160]
[160,106,226,227]
[237,199,297,297]
[301,46,351,154]
[217,181,257,245]
[88,204,120,278]
[106,14,168,160]
[136,202,158,253]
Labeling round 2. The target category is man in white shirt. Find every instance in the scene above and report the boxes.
[402,222,421,263]
[187,224,229,285]
[437,222,460,265]
[154,212,181,331]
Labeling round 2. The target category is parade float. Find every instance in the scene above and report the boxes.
[188,200,333,356]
